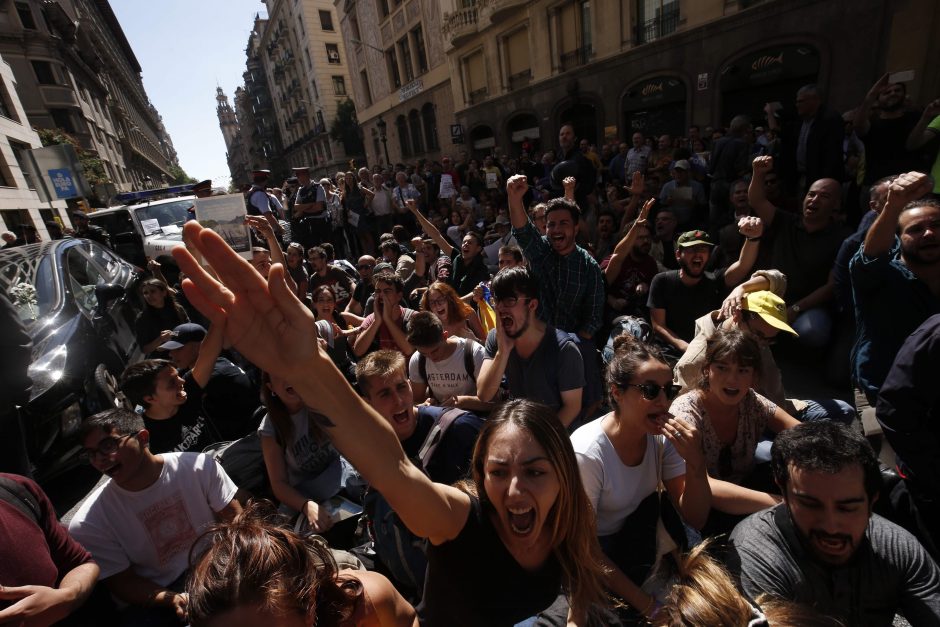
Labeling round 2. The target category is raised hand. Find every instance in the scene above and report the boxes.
[170,222,322,381]
[562,176,577,196]
[506,174,528,202]
[751,155,773,175]
[738,216,764,239]
[637,197,655,225]
[885,171,934,212]
[865,73,891,104]
[624,171,645,197]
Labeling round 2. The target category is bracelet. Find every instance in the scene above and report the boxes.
[746,236,762,242]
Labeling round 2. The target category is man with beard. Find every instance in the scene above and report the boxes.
[749,156,851,347]
[850,171,940,405]
[307,245,354,309]
[853,75,925,185]
[602,199,658,319]
[507,174,603,340]
[728,421,940,626]
[647,219,762,363]
[591,210,617,262]
[554,123,595,209]
[477,267,585,428]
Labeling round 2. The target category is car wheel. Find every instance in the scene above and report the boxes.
[94,364,131,411]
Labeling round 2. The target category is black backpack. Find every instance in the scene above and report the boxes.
[0,474,41,525]
[416,338,477,392]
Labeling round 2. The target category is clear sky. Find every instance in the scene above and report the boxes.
[110,0,268,190]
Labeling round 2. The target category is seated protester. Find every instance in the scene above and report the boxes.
[749,156,853,347]
[877,313,940,559]
[258,372,362,545]
[0,473,99,626]
[572,334,710,623]
[658,160,706,231]
[675,278,856,425]
[68,409,241,626]
[352,272,417,358]
[647,220,763,363]
[419,237,453,285]
[307,246,355,309]
[650,206,680,272]
[406,311,490,413]
[357,349,484,591]
[669,329,800,535]
[135,278,188,357]
[120,359,221,454]
[728,422,940,626]
[160,322,260,441]
[283,242,309,301]
[346,255,376,316]
[379,238,415,280]
[477,267,585,429]
[602,198,659,321]
[322,242,358,280]
[186,502,416,627]
[311,285,358,382]
[406,198,490,298]
[420,280,485,342]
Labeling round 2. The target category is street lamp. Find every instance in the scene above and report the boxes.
[376,116,390,165]
[350,37,385,55]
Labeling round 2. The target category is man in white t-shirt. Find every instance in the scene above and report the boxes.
[68,408,241,625]
[405,311,490,413]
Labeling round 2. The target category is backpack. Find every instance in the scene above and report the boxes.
[363,406,467,591]
[0,474,41,525]
[417,338,477,394]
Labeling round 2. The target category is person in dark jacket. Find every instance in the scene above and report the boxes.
[0,293,32,476]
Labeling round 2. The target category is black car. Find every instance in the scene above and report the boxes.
[0,238,143,480]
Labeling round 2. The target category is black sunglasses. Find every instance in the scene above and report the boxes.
[623,382,682,401]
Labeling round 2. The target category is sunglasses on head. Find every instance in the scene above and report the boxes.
[623,382,682,401]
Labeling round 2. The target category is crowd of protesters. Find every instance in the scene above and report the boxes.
[3,76,940,627]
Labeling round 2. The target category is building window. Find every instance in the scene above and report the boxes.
[398,37,414,83]
[636,0,679,44]
[408,109,424,153]
[305,48,312,67]
[318,10,334,31]
[350,15,361,41]
[386,48,401,88]
[462,51,487,104]
[50,109,75,133]
[326,43,341,64]
[504,28,531,90]
[316,110,326,132]
[15,1,36,30]
[360,69,372,105]
[0,79,18,121]
[9,140,34,189]
[422,103,438,150]
[332,76,346,96]
[412,26,428,74]
[31,60,57,85]
[396,115,411,157]
[377,0,389,18]
[556,1,592,71]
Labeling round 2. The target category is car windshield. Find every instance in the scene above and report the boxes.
[135,199,194,231]
[0,243,60,329]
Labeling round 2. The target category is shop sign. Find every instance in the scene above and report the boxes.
[399,78,424,102]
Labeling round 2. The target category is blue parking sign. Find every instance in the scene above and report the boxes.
[48,168,77,199]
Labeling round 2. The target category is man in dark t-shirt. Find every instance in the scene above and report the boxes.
[854,76,925,184]
[648,225,762,362]
[119,359,219,454]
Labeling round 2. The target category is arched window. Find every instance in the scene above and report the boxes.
[396,115,411,157]
[409,109,424,154]
[421,102,438,150]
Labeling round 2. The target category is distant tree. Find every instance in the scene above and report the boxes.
[36,127,109,186]
[330,98,365,160]
[168,164,197,185]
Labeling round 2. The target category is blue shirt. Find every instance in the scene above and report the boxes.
[850,244,940,402]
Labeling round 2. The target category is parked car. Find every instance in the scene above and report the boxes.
[88,194,196,270]
[0,238,143,481]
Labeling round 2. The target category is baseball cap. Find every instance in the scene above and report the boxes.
[673,159,690,170]
[158,323,208,351]
[742,291,798,336]
[676,230,714,248]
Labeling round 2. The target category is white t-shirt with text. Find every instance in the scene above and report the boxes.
[408,337,485,400]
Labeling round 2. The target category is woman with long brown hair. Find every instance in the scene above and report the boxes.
[134,277,188,356]
[419,280,484,341]
[171,222,611,625]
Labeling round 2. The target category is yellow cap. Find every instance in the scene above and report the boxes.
[742,291,798,336]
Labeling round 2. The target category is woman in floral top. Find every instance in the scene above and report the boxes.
[669,328,799,534]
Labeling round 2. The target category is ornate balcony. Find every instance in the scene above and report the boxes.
[443,5,479,49]
[479,0,529,24]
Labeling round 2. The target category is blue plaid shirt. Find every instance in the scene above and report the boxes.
[512,221,604,337]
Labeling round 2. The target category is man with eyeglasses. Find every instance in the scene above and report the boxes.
[68,408,241,626]
[477,267,585,428]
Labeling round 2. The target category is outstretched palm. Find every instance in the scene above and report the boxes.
[171,222,323,379]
